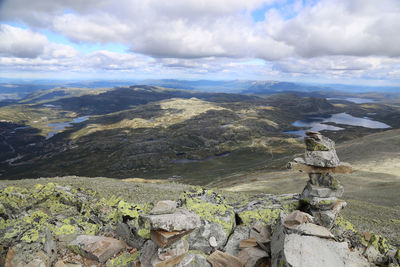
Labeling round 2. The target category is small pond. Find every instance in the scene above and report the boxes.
[46,116,89,139]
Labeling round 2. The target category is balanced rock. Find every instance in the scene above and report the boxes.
[141,208,201,232]
[304,131,340,167]
[68,235,125,263]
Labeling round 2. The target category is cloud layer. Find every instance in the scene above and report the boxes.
[1,0,400,83]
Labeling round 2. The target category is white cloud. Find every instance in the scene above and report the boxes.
[271,0,400,58]
[0,25,47,58]
[1,0,400,83]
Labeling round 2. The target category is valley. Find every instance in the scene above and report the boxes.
[0,85,399,183]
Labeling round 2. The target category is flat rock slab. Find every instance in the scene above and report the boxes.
[289,223,334,239]
[301,183,344,198]
[272,234,368,267]
[141,208,201,232]
[150,200,177,215]
[283,210,309,227]
[207,250,243,267]
[68,235,125,263]
[239,238,258,249]
[288,161,352,174]
[151,230,192,248]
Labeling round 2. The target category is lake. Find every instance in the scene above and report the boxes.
[285,112,391,137]
[46,116,89,139]
[327,97,375,104]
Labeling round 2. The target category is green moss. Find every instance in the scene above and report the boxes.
[21,228,40,243]
[108,251,140,267]
[138,228,150,239]
[55,224,76,236]
[185,202,235,235]
[369,234,390,255]
[282,201,299,213]
[335,216,356,232]
[306,139,329,151]
[68,244,82,256]
[329,178,341,190]
[238,208,281,226]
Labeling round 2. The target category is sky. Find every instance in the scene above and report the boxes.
[0,0,400,85]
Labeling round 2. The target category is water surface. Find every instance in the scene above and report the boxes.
[46,116,89,139]
[285,112,390,137]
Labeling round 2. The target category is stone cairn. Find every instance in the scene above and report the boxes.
[139,200,201,267]
[287,131,352,228]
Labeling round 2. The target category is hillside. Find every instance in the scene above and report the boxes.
[1,85,399,182]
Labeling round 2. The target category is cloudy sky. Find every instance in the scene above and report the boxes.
[1,0,400,85]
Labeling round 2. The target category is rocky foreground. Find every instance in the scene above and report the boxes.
[1,132,400,267]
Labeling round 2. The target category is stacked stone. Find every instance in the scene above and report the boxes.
[288,131,352,229]
[139,200,201,267]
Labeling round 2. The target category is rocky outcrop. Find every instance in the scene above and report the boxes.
[1,141,399,267]
[271,210,369,267]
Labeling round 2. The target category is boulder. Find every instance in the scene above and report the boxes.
[150,200,177,215]
[224,225,251,256]
[68,235,125,263]
[186,221,228,254]
[271,233,368,267]
[237,247,269,267]
[207,250,243,267]
[116,222,146,249]
[141,209,201,232]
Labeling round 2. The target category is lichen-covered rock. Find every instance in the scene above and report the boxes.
[304,132,340,167]
[185,221,228,254]
[140,209,201,232]
[179,188,236,236]
[232,193,300,226]
[116,222,147,249]
[106,251,140,267]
